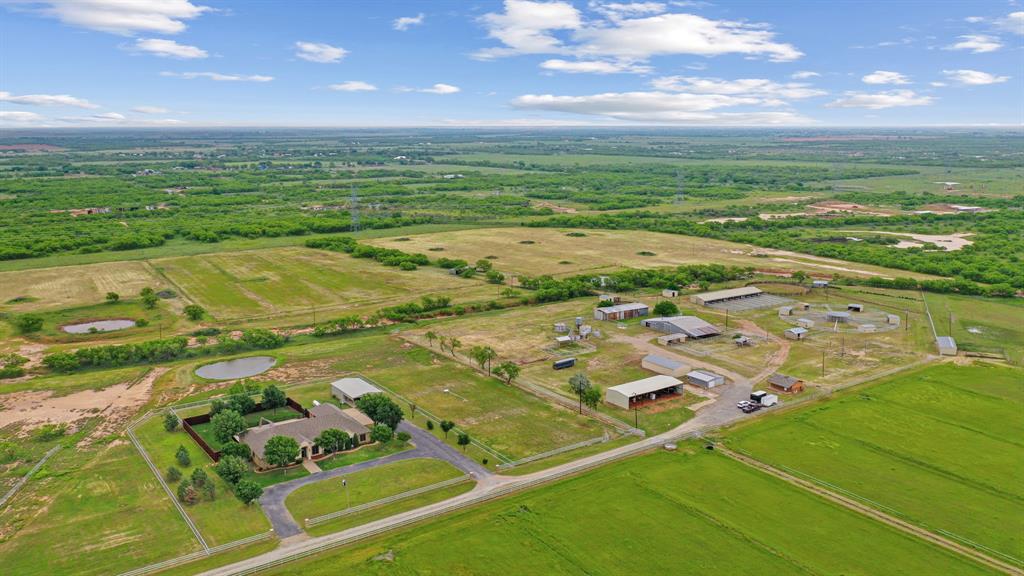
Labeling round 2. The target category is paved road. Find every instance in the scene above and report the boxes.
[259,421,489,537]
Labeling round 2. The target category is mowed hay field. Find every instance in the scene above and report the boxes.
[264,448,996,576]
[0,260,166,312]
[727,362,1024,564]
[0,444,201,576]
[153,246,473,320]
[368,227,937,279]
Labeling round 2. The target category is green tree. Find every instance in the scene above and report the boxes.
[42,352,79,373]
[261,384,287,414]
[582,386,602,410]
[227,393,256,415]
[449,337,462,357]
[14,314,43,334]
[485,270,505,284]
[214,455,248,485]
[370,424,393,444]
[140,287,159,310]
[568,373,592,414]
[163,412,180,432]
[475,259,493,272]
[792,270,808,284]
[425,331,438,348]
[396,431,412,443]
[175,445,191,467]
[202,479,215,501]
[457,432,471,451]
[234,480,263,505]
[263,435,299,468]
[220,442,252,461]
[440,420,455,439]
[493,361,521,385]
[653,300,680,316]
[315,428,349,454]
[166,466,182,483]
[183,304,206,321]
[211,409,247,444]
[355,393,404,430]
[191,467,209,488]
[177,478,198,505]
[105,292,120,304]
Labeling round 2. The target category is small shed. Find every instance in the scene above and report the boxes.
[661,288,680,298]
[553,322,568,333]
[778,306,794,316]
[555,335,573,346]
[734,335,752,347]
[827,311,851,323]
[796,318,815,328]
[886,314,901,326]
[641,354,689,377]
[859,324,876,333]
[606,375,683,409]
[784,327,808,340]
[686,370,725,389]
[594,302,649,321]
[847,303,864,312]
[331,377,383,406]
[796,302,810,310]
[937,336,958,356]
[812,280,830,288]
[767,373,804,394]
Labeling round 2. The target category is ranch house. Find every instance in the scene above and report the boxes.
[767,373,805,394]
[237,403,371,470]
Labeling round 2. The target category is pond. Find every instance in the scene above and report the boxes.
[195,356,276,380]
[62,319,137,334]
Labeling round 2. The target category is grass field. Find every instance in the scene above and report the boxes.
[133,415,271,545]
[368,227,939,280]
[0,365,147,396]
[24,299,181,345]
[727,362,1024,564]
[286,458,466,528]
[0,260,168,313]
[264,446,996,575]
[923,291,1024,365]
[153,246,482,321]
[0,443,201,576]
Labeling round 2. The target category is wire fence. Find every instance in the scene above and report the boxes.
[306,475,472,528]
[496,434,610,469]
[116,531,274,576]
[0,445,61,509]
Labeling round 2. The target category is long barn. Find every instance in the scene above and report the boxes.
[690,286,763,306]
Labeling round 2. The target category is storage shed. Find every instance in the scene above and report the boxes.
[796,318,815,328]
[641,354,689,377]
[686,370,725,389]
[605,375,683,409]
[847,303,864,312]
[331,377,383,406]
[594,302,649,321]
[784,327,808,340]
[812,280,830,288]
[827,311,851,323]
[641,316,721,339]
[661,288,680,298]
[886,314,901,326]
[690,286,762,306]
[937,336,958,356]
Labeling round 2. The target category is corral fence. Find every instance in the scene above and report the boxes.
[305,474,472,528]
[0,445,61,509]
[496,433,610,470]
[115,531,275,576]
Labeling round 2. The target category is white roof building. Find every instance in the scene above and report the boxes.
[605,375,683,409]
[331,377,383,405]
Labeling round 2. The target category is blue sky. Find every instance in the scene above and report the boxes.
[1,0,1021,127]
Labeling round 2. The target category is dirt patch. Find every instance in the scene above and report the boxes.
[849,231,975,252]
[532,201,577,213]
[255,359,336,383]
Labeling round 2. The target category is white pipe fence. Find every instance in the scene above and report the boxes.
[306,475,472,528]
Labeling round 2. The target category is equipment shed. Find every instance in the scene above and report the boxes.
[331,377,383,406]
[606,375,683,409]
[641,354,689,377]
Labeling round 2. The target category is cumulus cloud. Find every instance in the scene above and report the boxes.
[0,111,47,123]
[160,71,273,82]
[651,76,827,99]
[0,90,98,108]
[295,41,348,63]
[997,12,1024,35]
[328,81,378,92]
[590,2,667,18]
[56,112,184,126]
[132,105,170,114]
[133,38,207,59]
[400,83,461,94]
[475,0,583,59]
[862,70,911,85]
[30,0,210,35]
[945,34,1003,53]
[393,13,424,31]
[791,71,820,79]
[540,59,651,74]
[942,69,1010,85]
[826,89,933,109]
[511,91,814,124]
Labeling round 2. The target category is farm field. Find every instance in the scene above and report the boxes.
[264,447,996,576]
[726,362,1024,564]
[285,458,467,529]
[0,260,168,312]
[368,227,940,280]
[153,246,473,321]
[0,443,201,576]
[923,291,1024,365]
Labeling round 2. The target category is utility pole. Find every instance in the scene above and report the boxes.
[342,478,349,509]
[634,404,639,429]
[725,309,729,329]
[312,305,317,325]
[821,349,826,376]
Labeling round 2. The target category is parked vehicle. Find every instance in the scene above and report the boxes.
[553,357,577,370]
[760,394,779,407]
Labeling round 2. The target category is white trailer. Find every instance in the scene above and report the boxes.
[760,394,779,407]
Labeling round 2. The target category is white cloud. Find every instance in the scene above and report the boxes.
[997,12,1024,35]
[328,81,378,92]
[590,2,667,18]
[0,90,98,108]
[942,69,1010,85]
[862,70,911,85]
[160,71,274,82]
[511,91,815,124]
[791,71,820,79]
[651,76,827,99]
[0,111,46,123]
[826,89,933,109]
[393,13,425,31]
[133,38,207,59]
[475,0,583,59]
[132,105,170,114]
[929,81,947,87]
[400,83,461,94]
[945,34,1003,53]
[294,41,348,63]
[540,58,651,74]
[32,0,210,35]
[56,112,184,126]
[964,16,985,24]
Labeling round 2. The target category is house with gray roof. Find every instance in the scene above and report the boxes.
[237,403,370,470]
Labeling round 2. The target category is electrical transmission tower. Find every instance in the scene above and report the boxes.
[349,184,360,233]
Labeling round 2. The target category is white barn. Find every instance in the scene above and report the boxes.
[331,377,383,405]
[605,375,683,409]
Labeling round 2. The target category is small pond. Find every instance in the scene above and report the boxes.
[62,319,137,334]
[195,356,276,380]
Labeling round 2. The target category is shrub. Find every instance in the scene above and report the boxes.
[399,261,417,271]
[370,424,394,444]
[426,420,434,431]
[163,412,180,432]
[166,466,182,483]
[220,442,252,460]
[653,300,680,316]
[175,445,191,467]
[135,318,150,327]
[215,455,248,485]
[32,423,67,442]
[234,480,263,505]
[396,431,412,443]
[14,314,43,333]
[0,366,25,379]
